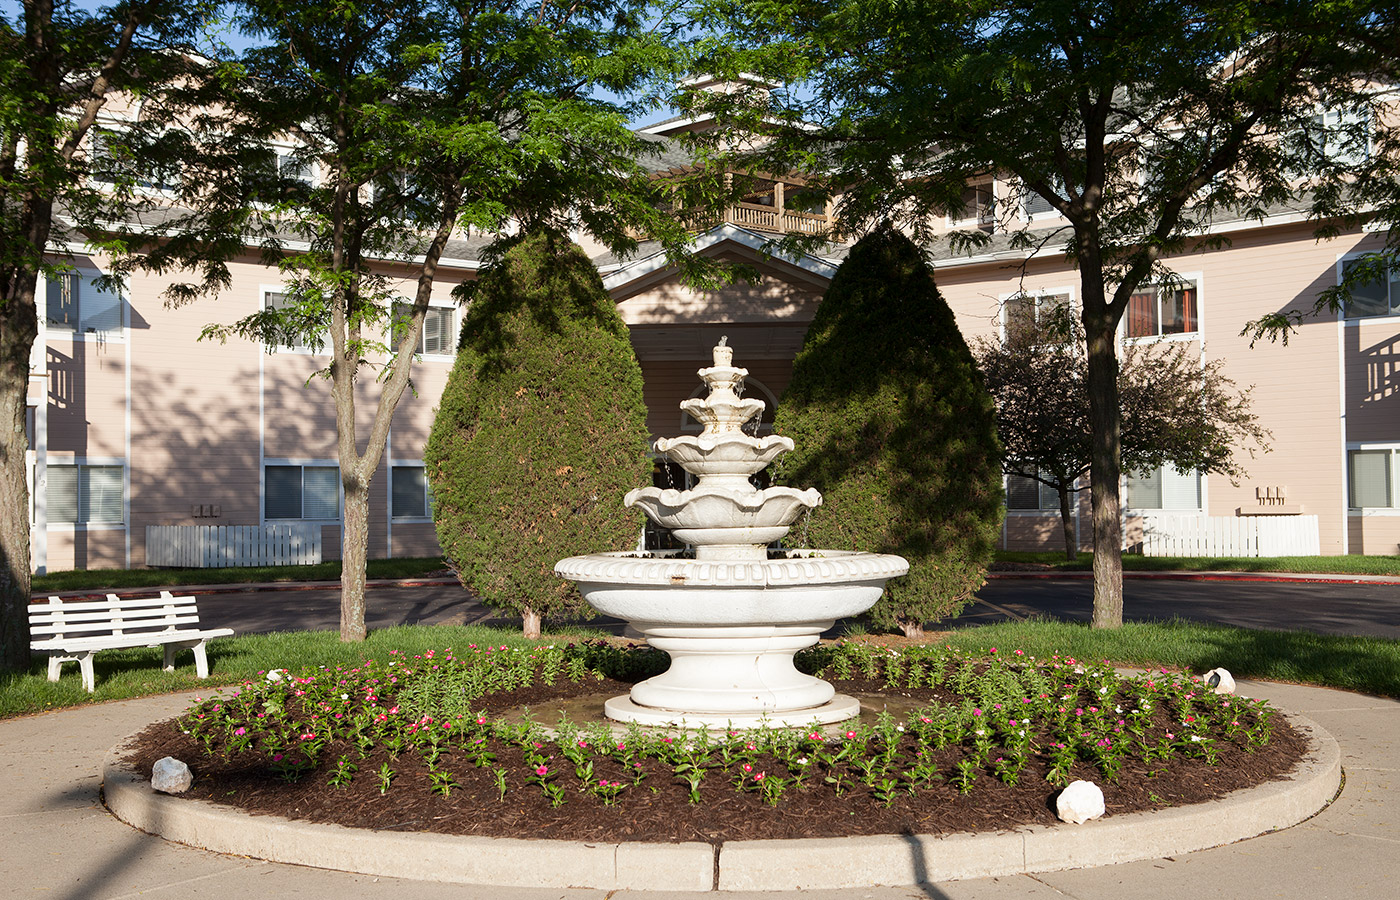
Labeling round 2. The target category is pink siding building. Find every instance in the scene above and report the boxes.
[27,151,1400,571]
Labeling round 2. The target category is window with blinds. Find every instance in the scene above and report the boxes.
[1006,469,1061,511]
[265,465,340,520]
[48,465,124,524]
[1125,465,1201,510]
[392,304,455,356]
[391,465,434,519]
[1349,449,1394,508]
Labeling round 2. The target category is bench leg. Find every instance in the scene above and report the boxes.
[192,642,210,679]
[47,656,63,683]
[163,643,177,673]
[78,653,95,693]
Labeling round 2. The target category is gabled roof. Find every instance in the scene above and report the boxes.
[598,223,839,293]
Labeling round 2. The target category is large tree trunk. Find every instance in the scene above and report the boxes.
[1056,485,1078,561]
[0,283,38,671]
[1084,309,1124,628]
[340,469,369,642]
[900,619,925,640]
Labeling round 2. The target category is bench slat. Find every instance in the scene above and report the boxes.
[29,594,198,614]
[30,608,201,626]
[32,616,204,637]
[33,628,234,652]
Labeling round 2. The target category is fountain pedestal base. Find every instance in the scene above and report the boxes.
[605,623,859,728]
[603,693,863,729]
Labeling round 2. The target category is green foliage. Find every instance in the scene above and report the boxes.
[773,226,1004,634]
[426,230,652,626]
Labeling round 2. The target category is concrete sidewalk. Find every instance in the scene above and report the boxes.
[2,680,1394,899]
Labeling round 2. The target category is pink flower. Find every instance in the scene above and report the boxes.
[741,763,753,773]
[535,765,549,776]
[753,772,766,782]
[844,730,857,740]
[233,727,246,736]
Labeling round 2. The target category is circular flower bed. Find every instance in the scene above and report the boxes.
[123,641,1305,842]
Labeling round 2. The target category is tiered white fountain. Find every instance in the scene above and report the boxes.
[555,339,908,728]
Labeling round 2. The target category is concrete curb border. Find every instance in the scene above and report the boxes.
[103,711,1340,892]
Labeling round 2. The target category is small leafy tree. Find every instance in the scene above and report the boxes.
[772,225,1003,638]
[974,305,1270,559]
[201,0,685,641]
[425,230,651,639]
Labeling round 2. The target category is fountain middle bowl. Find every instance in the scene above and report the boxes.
[553,549,910,626]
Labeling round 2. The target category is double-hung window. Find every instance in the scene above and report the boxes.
[951,179,996,231]
[391,303,454,357]
[1125,465,1201,510]
[1348,448,1397,509]
[1290,104,1371,170]
[391,465,434,519]
[265,290,324,353]
[1006,468,1061,511]
[265,465,340,520]
[1003,291,1072,344]
[47,271,123,335]
[1126,281,1198,338]
[48,464,124,525]
[1341,257,1399,319]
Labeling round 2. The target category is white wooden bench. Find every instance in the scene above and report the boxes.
[29,592,234,692]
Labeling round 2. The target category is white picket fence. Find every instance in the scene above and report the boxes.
[1139,515,1320,558]
[146,524,323,568]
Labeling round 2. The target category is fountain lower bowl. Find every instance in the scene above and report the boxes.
[555,549,909,727]
[554,549,909,626]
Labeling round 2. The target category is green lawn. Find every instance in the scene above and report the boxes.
[6,619,1397,720]
[993,550,1400,576]
[32,557,448,594]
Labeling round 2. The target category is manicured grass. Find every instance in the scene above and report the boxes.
[994,550,1400,577]
[942,619,1400,699]
[31,557,448,595]
[6,618,1398,720]
[1,622,603,719]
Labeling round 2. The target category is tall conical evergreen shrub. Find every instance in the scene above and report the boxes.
[425,230,651,638]
[772,224,1004,637]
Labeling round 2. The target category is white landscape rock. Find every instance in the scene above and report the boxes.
[1056,779,1106,824]
[1204,667,1236,694]
[151,756,193,794]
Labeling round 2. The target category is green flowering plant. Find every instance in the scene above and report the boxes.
[169,640,1285,817]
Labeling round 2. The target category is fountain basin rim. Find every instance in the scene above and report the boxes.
[554,549,909,588]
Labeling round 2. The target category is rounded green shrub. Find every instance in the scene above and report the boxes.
[425,229,651,637]
[772,224,1004,637]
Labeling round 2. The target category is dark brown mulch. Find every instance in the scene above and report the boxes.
[121,676,1307,845]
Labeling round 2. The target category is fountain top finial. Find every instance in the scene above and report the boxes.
[712,336,733,367]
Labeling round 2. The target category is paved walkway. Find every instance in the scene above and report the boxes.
[3,679,1395,899]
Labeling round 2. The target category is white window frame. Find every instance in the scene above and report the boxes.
[1121,273,1203,343]
[949,177,997,231]
[88,123,181,195]
[1346,444,1400,515]
[1123,464,1204,513]
[1019,178,1064,222]
[263,460,342,522]
[45,458,127,530]
[1292,102,1372,170]
[263,285,325,355]
[389,463,434,521]
[390,301,456,360]
[44,266,127,341]
[1005,468,1064,513]
[998,288,1074,344]
[1337,252,1399,321]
